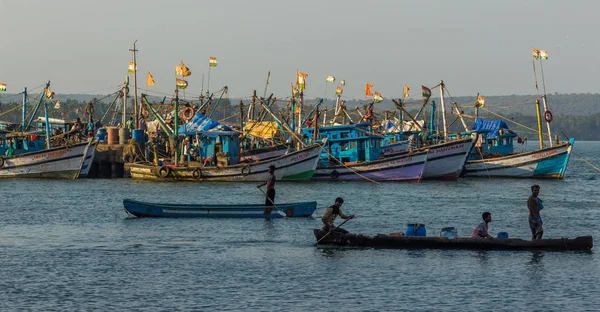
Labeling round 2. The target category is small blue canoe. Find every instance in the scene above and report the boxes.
[123,199,317,218]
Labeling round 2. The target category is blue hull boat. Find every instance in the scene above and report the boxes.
[123,199,317,218]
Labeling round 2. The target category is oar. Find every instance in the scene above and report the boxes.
[257,187,286,217]
[314,216,354,246]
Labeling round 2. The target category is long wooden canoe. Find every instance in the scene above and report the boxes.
[124,199,316,218]
[314,230,593,251]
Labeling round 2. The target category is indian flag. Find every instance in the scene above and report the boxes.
[532,48,540,59]
[335,86,343,96]
[422,85,431,98]
[0,83,6,92]
[476,95,485,107]
[291,84,300,97]
[209,56,218,67]
[326,75,335,83]
[176,78,188,89]
[373,92,383,103]
[340,80,345,86]
[297,71,308,90]
[128,62,136,73]
[45,88,55,99]
[539,49,548,60]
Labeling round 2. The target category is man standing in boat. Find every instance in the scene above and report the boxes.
[257,165,276,207]
[528,185,544,240]
[471,212,493,239]
[321,197,354,234]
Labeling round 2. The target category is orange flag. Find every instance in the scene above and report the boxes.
[365,83,374,97]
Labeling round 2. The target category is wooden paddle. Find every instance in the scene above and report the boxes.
[314,216,354,246]
[257,186,286,217]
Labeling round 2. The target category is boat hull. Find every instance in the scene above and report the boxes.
[314,230,593,251]
[0,140,97,179]
[422,137,475,180]
[124,199,317,218]
[126,143,323,182]
[240,144,288,162]
[465,139,573,179]
[312,150,428,182]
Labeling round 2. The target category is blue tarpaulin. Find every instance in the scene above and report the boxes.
[471,118,516,139]
[178,112,231,135]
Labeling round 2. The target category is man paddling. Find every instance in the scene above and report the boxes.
[471,212,493,239]
[527,184,544,240]
[257,165,276,207]
[321,197,354,234]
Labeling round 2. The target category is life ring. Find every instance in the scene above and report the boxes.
[241,165,251,177]
[517,137,523,144]
[85,103,94,115]
[157,166,171,178]
[0,157,4,168]
[544,110,553,123]
[182,107,194,121]
[192,168,202,179]
[123,153,134,163]
[330,170,340,179]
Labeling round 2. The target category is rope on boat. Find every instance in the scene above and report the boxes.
[322,148,381,185]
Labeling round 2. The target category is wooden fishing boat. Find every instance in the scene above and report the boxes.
[124,199,317,218]
[0,137,97,179]
[464,118,574,179]
[314,230,593,251]
[126,142,323,182]
[312,149,429,182]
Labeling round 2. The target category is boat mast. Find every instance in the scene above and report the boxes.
[130,41,139,129]
[439,80,448,142]
[174,89,180,165]
[535,98,544,149]
[42,81,52,149]
[538,58,553,147]
[122,77,129,127]
[21,87,27,131]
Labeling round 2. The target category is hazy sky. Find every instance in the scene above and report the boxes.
[1,0,598,100]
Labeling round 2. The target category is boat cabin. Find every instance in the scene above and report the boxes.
[469,118,517,158]
[302,123,383,165]
[196,130,240,166]
[0,131,48,156]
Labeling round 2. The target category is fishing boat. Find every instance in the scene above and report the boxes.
[0,136,96,179]
[464,118,574,179]
[127,141,323,182]
[303,123,428,182]
[124,199,317,218]
[314,230,593,251]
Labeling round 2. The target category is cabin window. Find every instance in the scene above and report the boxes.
[332,134,339,139]
[341,132,349,138]
[350,142,356,149]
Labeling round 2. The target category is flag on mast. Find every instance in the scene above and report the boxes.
[326,76,335,83]
[147,72,155,86]
[44,88,55,99]
[54,100,61,109]
[373,92,383,103]
[403,85,410,99]
[340,80,346,86]
[296,71,308,90]
[532,48,540,59]
[176,78,188,89]
[422,85,431,98]
[291,84,300,97]
[128,62,136,74]
[365,83,374,96]
[0,83,6,92]
[209,56,218,67]
[336,86,343,96]
[180,61,191,76]
[476,95,485,107]
[539,49,548,60]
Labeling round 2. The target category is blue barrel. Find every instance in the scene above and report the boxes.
[96,128,107,142]
[406,224,426,237]
[440,227,458,239]
[497,232,509,239]
[132,129,144,143]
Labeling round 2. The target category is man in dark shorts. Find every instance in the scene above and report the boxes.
[257,165,276,206]
[527,184,544,240]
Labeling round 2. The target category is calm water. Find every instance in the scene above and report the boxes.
[1,142,599,311]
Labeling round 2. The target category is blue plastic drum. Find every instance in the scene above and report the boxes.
[406,224,426,237]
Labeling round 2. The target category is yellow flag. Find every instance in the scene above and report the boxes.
[44,88,55,99]
[175,66,183,75]
[180,61,191,76]
[147,71,155,86]
[403,85,410,99]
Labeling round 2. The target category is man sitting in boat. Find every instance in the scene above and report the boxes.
[471,212,493,239]
[321,197,354,234]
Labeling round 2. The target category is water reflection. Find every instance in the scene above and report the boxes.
[529,251,545,265]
